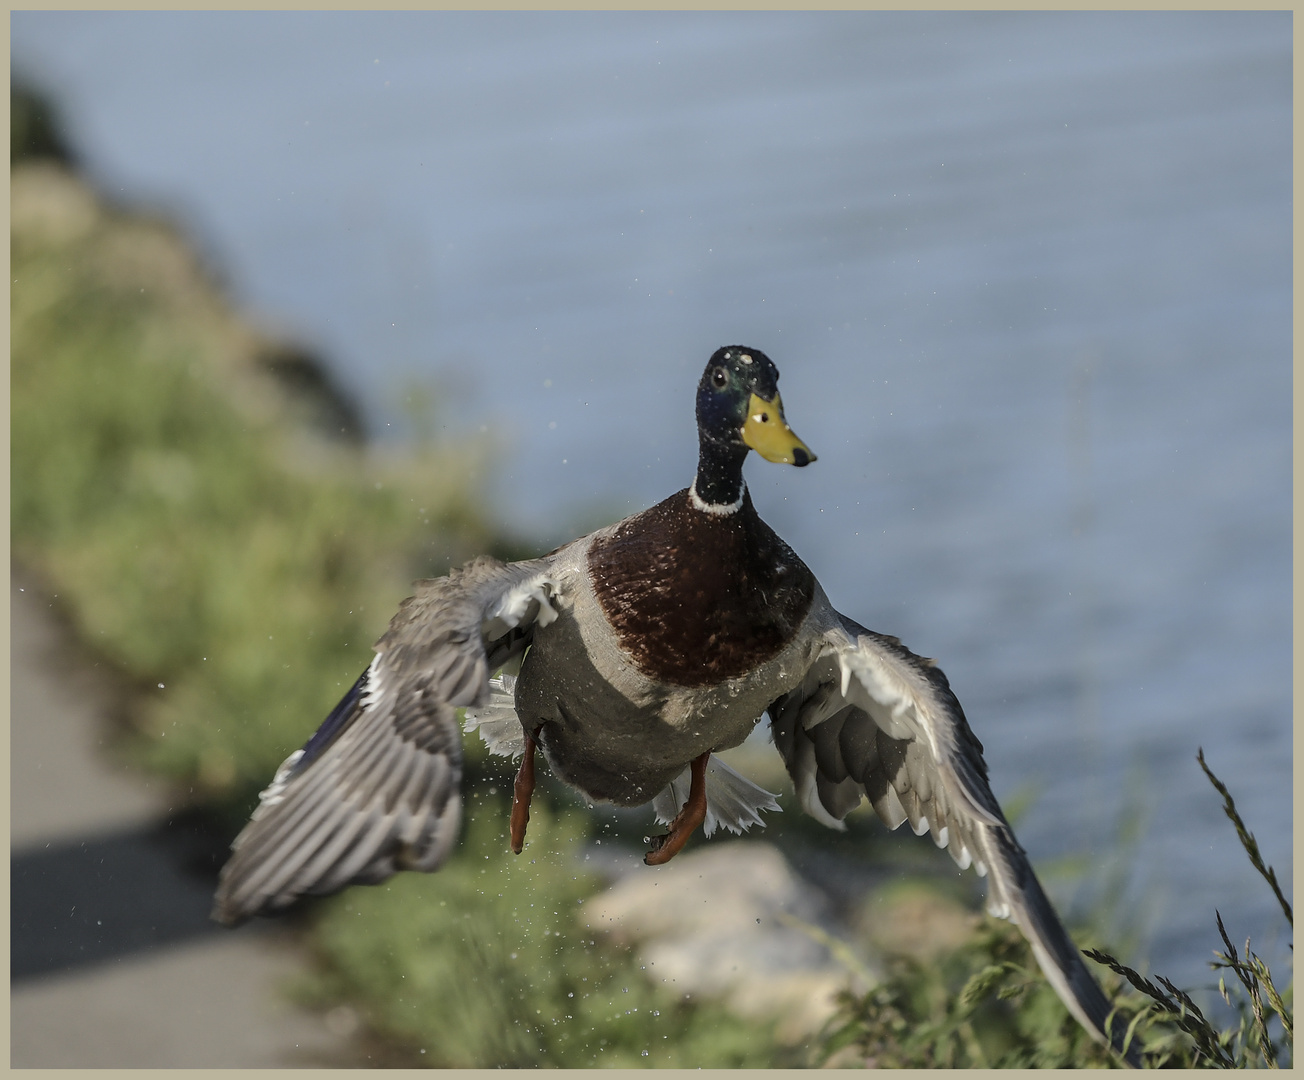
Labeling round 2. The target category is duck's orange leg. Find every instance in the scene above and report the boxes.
[509,730,538,854]
[644,751,710,866]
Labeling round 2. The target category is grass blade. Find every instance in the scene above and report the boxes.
[1198,748,1292,929]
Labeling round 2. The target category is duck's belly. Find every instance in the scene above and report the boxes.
[513,575,820,806]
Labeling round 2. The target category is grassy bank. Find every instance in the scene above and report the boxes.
[12,159,497,808]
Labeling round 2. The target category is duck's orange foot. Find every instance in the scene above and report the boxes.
[509,730,539,854]
[644,751,710,866]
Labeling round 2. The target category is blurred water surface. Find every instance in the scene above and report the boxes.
[12,11,1291,991]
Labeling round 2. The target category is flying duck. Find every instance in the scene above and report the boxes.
[213,346,1134,1063]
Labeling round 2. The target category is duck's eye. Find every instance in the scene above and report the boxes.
[711,367,728,389]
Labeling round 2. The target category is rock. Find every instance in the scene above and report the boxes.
[581,840,868,1042]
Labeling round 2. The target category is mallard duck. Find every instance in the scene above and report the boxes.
[213,346,1135,1062]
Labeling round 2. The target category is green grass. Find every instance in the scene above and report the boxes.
[819,915,1126,1067]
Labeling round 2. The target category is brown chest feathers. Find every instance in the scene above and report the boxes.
[587,489,816,687]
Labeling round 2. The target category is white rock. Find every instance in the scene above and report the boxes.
[581,841,869,1042]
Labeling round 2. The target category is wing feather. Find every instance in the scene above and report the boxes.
[866,768,909,829]
[815,771,863,820]
[809,704,854,782]
[213,555,559,924]
[294,802,379,891]
[838,709,880,780]
[324,810,397,889]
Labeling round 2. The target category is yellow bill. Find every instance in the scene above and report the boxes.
[741,392,817,466]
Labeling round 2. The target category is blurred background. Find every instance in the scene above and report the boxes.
[11,10,1291,1068]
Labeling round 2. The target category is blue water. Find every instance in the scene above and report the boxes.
[13,11,1291,996]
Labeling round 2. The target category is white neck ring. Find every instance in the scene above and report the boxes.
[688,479,745,515]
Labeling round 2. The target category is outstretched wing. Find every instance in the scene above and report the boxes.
[212,555,560,925]
[768,611,1136,1064]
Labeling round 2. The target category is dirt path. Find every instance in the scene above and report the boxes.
[10,569,357,1067]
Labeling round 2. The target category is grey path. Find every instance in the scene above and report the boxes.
[10,570,356,1068]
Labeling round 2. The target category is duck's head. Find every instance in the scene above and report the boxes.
[696,346,816,468]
